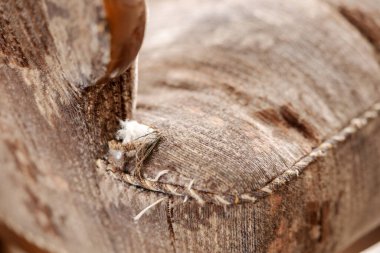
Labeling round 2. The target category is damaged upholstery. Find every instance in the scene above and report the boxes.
[1,0,380,252]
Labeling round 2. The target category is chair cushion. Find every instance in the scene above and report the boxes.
[1,0,380,252]
[109,0,380,203]
[102,0,380,251]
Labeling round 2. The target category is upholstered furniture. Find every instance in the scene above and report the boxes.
[1,0,380,252]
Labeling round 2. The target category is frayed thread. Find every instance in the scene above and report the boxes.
[108,120,161,179]
[133,197,168,221]
[147,170,170,182]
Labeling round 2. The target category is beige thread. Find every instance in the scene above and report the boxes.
[241,194,257,202]
[166,184,183,196]
[147,170,170,182]
[133,197,167,221]
[214,195,232,205]
[261,186,273,194]
[99,102,380,206]
[187,179,205,205]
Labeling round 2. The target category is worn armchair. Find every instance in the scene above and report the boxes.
[1,0,380,252]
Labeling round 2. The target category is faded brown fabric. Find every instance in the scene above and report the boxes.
[134,0,380,197]
[134,0,380,251]
[1,0,380,252]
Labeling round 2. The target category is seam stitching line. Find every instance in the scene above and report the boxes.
[97,102,380,205]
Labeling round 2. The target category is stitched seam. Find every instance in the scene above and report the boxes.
[97,102,380,205]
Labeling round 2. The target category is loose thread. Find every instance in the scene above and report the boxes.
[147,170,170,182]
[133,197,168,221]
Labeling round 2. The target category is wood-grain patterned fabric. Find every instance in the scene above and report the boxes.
[1,0,380,252]
[137,0,380,197]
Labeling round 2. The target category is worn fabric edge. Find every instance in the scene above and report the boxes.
[97,102,380,206]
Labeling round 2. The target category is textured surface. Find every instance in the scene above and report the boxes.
[136,0,380,197]
[0,0,142,252]
[1,0,380,252]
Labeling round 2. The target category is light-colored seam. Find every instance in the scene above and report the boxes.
[98,102,380,206]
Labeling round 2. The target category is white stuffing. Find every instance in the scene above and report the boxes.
[116,120,155,145]
[109,149,123,160]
